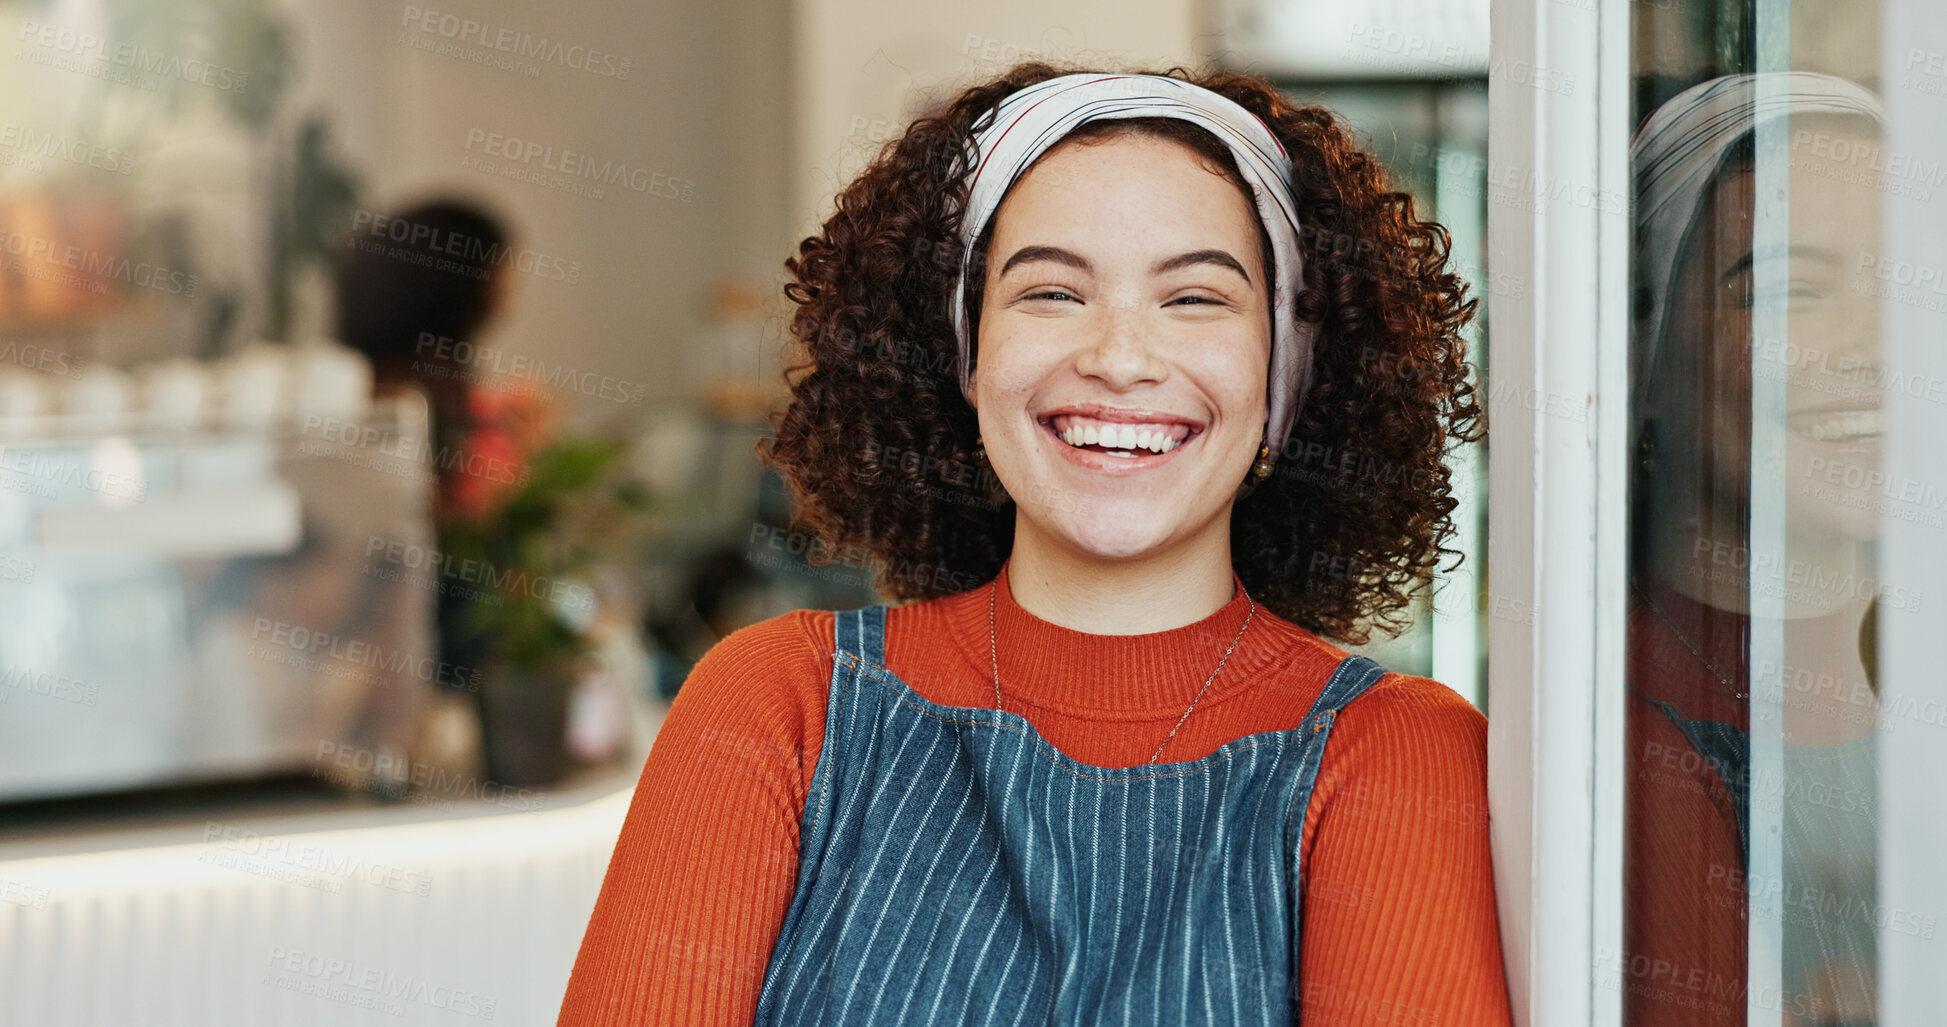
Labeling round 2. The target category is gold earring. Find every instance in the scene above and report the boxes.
[972,435,988,467]
[1251,443,1274,480]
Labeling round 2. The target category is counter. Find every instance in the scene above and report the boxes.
[0,699,665,1027]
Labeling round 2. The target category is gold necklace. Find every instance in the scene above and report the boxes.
[1635,583,1749,701]
[987,579,1257,765]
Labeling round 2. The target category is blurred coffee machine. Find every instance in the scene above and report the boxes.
[0,342,441,803]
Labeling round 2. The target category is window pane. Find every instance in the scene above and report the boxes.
[1627,1,1885,1023]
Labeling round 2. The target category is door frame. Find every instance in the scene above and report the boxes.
[1484,0,1630,1023]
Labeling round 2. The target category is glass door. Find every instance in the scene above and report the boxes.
[1491,0,1945,1022]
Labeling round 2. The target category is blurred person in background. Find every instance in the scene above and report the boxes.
[333,198,554,678]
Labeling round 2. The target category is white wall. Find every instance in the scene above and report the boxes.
[790,0,1202,233]
[284,0,795,426]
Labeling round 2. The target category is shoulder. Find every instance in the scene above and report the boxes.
[1252,614,1485,755]
[1342,670,1487,745]
[1334,669,1488,770]
[665,608,840,786]
[1310,669,1491,833]
[685,607,836,686]
[677,607,837,716]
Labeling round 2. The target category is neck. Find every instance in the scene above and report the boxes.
[1648,499,1866,620]
[1005,518,1237,635]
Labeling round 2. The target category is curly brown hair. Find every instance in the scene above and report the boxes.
[758,62,1482,644]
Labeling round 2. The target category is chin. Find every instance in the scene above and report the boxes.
[1023,498,1185,561]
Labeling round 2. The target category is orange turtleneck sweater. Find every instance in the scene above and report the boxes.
[559,565,1512,1025]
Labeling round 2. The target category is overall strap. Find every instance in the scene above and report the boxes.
[1282,649,1397,986]
[832,603,891,669]
[1298,652,1391,731]
[1640,692,1751,873]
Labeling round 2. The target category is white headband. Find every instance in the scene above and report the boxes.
[1630,72,1884,416]
[950,73,1313,463]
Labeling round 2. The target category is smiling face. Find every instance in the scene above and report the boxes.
[1657,116,1884,548]
[970,129,1273,565]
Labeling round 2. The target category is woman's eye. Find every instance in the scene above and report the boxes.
[1025,290,1078,302]
[1738,282,1826,310]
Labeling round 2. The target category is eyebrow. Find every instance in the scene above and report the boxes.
[1719,244,1841,284]
[998,245,1254,285]
[1155,248,1253,283]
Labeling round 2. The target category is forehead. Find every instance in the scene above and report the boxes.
[1695,124,1882,261]
[988,132,1267,257]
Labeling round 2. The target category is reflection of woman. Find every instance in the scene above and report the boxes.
[1627,73,1885,1026]
[563,65,1510,1024]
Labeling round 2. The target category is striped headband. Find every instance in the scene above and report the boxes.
[950,73,1313,464]
[1631,72,1884,414]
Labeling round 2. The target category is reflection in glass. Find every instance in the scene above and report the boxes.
[1627,73,1885,1026]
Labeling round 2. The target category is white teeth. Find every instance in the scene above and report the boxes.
[1798,409,1882,442]
[1053,418,1189,454]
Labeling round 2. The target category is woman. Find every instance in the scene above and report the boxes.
[333,198,531,523]
[561,64,1508,1024]
[333,199,553,667]
[1625,73,1885,1026]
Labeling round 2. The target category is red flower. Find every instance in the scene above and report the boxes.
[442,382,555,522]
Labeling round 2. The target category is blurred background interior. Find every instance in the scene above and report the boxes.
[0,0,1867,1022]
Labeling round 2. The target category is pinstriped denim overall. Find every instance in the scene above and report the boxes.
[753,604,1390,1026]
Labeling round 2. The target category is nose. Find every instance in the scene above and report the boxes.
[1072,300,1167,390]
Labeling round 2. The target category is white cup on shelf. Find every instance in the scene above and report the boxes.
[62,364,132,435]
[138,358,211,432]
[0,370,48,440]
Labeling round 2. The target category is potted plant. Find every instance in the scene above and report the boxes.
[436,388,652,787]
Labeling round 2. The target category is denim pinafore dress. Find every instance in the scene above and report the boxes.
[753,604,1389,1026]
